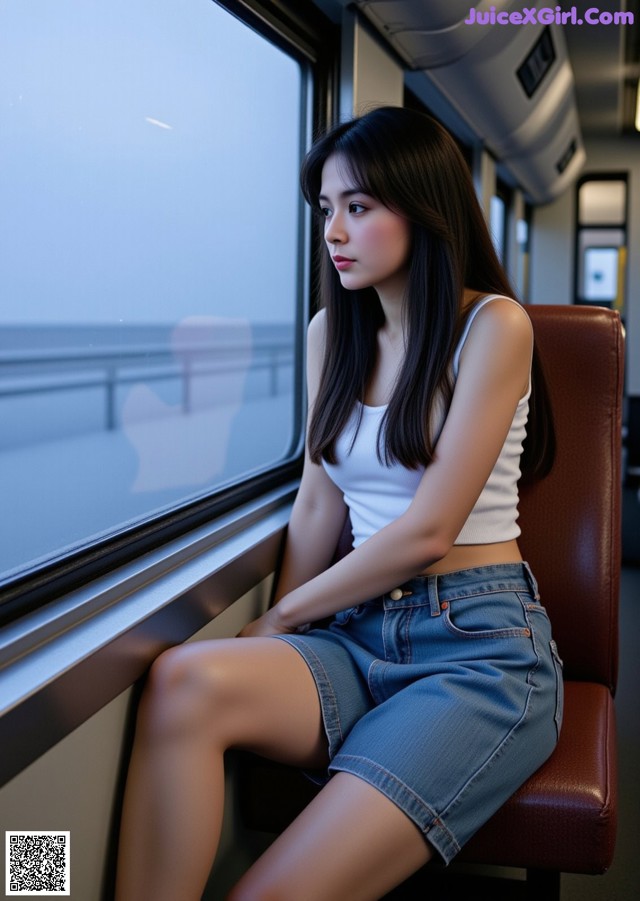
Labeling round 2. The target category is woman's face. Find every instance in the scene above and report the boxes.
[319,154,411,302]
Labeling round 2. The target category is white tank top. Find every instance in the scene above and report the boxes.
[322,296,531,547]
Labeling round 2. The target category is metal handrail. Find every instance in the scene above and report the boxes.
[0,336,294,432]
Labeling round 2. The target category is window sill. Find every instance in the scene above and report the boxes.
[0,482,296,788]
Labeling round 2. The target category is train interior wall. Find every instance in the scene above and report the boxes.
[529,134,640,401]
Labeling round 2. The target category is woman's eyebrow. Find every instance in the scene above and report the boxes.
[318,188,368,203]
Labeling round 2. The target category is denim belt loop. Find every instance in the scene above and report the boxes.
[522,561,540,600]
[427,575,441,617]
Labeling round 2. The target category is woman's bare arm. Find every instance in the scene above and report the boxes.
[251,311,349,616]
[241,300,531,635]
[260,299,534,632]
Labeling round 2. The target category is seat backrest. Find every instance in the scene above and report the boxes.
[519,305,624,692]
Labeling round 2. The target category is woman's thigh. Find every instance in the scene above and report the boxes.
[141,636,329,769]
[229,771,433,901]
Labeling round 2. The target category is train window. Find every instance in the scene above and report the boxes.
[575,176,628,311]
[490,179,513,266]
[579,179,627,225]
[514,208,532,301]
[0,1,311,597]
[490,195,506,262]
[583,247,620,302]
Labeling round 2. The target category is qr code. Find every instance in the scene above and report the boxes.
[5,832,70,896]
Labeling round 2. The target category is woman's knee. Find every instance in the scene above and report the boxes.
[137,642,233,742]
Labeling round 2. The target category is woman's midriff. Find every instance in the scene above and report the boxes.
[420,538,523,576]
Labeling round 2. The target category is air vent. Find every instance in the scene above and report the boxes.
[517,27,555,97]
[556,138,577,174]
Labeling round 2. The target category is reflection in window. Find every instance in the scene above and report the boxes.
[0,0,306,584]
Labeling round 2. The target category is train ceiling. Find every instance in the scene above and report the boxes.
[322,0,638,204]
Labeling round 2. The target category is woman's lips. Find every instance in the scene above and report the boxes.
[333,256,355,270]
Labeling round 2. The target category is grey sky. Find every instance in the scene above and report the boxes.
[0,0,303,325]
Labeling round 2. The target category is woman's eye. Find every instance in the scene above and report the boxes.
[349,202,366,214]
[319,206,331,218]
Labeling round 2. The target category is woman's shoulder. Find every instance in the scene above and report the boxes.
[307,307,327,337]
[466,292,529,317]
[454,295,532,377]
[306,308,328,355]
[463,294,532,339]
[305,309,328,392]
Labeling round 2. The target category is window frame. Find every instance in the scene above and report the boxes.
[0,481,297,787]
[573,172,628,312]
[0,0,337,624]
[0,0,339,787]
[492,178,514,268]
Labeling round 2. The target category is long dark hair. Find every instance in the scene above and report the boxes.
[302,106,554,480]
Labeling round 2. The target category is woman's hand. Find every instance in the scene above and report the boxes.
[236,604,299,639]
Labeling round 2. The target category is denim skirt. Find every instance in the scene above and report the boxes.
[275,562,563,865]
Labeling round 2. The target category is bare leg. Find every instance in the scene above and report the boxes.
[114,637,328,901]
[228,771,433,901]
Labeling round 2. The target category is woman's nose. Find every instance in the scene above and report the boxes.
[325,213,346,245]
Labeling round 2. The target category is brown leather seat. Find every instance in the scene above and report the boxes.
[239,304,624,898]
